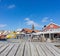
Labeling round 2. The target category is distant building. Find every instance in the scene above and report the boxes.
[21,28,40,34]
[21,24,40,34]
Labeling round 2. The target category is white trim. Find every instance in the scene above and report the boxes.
[47,22,60,27]
[37,30,60,35]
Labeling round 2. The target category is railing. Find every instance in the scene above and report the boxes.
[37,29,60,34]
[44,28,60,32]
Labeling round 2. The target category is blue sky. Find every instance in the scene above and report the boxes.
[0,0,60,30]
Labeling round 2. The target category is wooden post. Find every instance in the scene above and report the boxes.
[46,33,51,42]
[42,34,46,42]
[49,33,51,39]
[53,34,54,39]
[43,34,44,38]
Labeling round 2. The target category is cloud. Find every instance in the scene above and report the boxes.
[41,17,54,23]
[25,18,40,27]
[42,17,49,23]
[0,24,7,28]
[50,19,53,22]
[16,28,22,31]
[25,18,30,21]
[7,4,15,9]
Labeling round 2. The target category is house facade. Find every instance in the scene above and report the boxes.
[35,22,60,41]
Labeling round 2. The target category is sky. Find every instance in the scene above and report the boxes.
[0,0,60,31]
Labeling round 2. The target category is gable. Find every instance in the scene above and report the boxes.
[43,23,60,31]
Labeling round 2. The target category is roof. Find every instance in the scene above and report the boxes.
[21,28,32,33]
[43,22,60,31]
[21,28,40,33]
[34,30,40,32]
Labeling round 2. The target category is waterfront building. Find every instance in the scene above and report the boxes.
[33,22,60,42]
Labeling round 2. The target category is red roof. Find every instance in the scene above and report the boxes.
[21,28,40,33]
[21,28,32,33]
[43,23,60,31]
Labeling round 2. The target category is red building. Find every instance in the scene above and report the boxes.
[40,22,60,40]
[43,23,60,31]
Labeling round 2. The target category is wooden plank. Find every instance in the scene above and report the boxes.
[51,45,60,54]
[33,42,46,56]
[0,44,14,56]
[24,42,31,56]
[24,42,29,56]
[40,44,54,56]
[7,44,19,56]
[45,44,60,56]
[30,42,38,56]
[46,43,60,54]
[16,42,25,56]
[0,44,9,54]
[27,42,32,56]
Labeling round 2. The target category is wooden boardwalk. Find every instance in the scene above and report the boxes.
[0,41,60,56]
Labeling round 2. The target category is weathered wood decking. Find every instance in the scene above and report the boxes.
[0,40,60,56]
